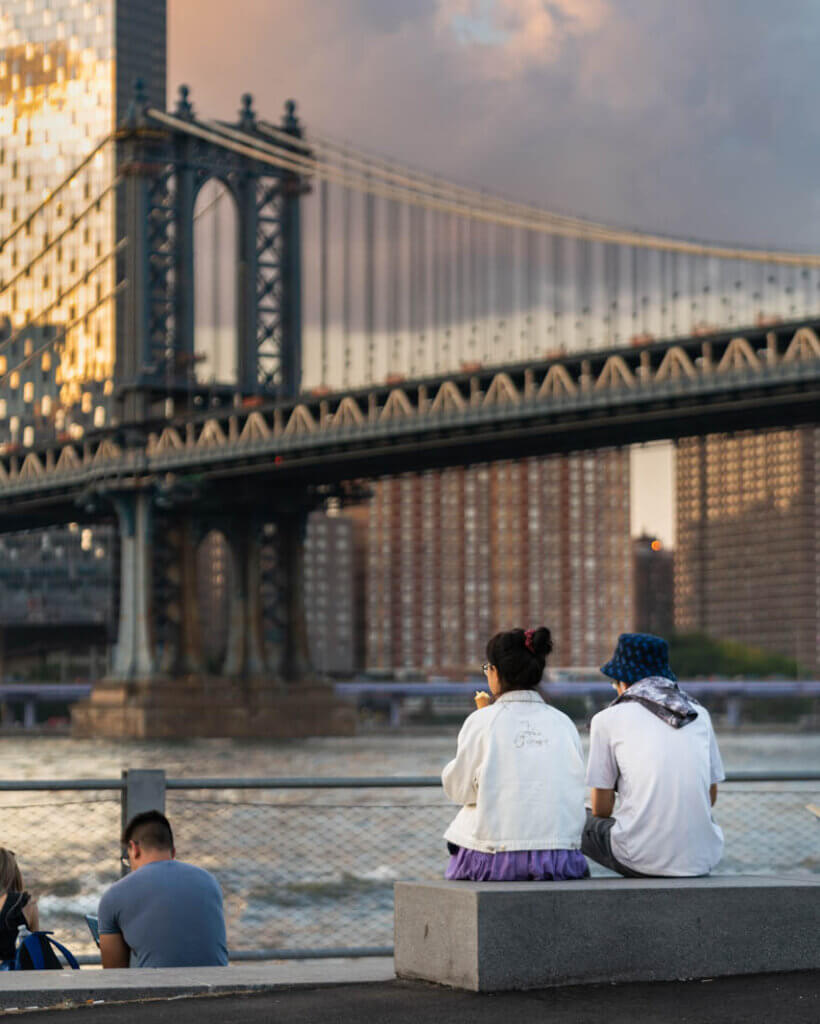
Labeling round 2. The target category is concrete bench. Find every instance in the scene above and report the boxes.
[394,876,820,992]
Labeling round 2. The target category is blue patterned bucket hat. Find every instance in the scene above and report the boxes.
[601,633,676,684]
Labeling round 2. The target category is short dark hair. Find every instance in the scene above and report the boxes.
[486,627,553,692]
[122,810,174,851]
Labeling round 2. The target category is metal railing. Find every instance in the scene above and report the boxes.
[0,770,816,963]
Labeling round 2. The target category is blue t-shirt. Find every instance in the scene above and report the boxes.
[97,859,228,968]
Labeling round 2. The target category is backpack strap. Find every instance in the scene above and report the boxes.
[45,936,80,970]
[14,931,80,971]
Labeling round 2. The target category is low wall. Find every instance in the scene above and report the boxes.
[394,876,820,992]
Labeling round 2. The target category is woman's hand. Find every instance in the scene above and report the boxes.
[474,691,491,709]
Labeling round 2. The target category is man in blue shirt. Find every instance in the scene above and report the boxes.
[98,810,228,968]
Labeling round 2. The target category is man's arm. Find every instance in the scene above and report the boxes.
[585,713,618,818]
[590,787,616,818]
[710,783,718,807]
[100,932,130,969]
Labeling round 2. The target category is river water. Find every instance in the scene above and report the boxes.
[0,728,817,957]
[2,726,819,777]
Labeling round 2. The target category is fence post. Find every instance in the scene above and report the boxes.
[120,769,167,876]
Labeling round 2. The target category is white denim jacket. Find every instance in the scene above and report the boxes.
[442,690,586,853]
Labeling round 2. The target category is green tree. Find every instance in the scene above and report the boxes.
[668,632,801,679]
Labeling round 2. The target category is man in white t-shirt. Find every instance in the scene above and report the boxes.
[584,633,725,877]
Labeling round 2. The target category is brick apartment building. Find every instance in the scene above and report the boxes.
[366,450,633,674]
[676,427,819,674]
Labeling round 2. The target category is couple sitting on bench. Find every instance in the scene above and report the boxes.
[443,629,725,880]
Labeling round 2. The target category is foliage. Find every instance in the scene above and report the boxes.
[668,632,801,679]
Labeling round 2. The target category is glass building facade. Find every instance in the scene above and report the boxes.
[0,0,165,445]
[0,2,165,640]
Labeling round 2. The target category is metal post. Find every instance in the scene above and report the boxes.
[121,769,167,875]
[726,697,743,728]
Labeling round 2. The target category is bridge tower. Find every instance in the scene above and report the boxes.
[72,85,354,738]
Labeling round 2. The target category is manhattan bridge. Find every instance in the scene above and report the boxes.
[0,82,819,736]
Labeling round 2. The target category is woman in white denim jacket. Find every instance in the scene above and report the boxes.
[442,627,588,881]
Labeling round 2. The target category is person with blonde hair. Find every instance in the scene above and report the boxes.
[0,849,39,964]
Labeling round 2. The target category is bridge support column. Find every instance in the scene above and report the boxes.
[111,492,155,680]
[155,514,203,676]
[213,499,355,737]
[223,514,268,677]
[72,494,355,740]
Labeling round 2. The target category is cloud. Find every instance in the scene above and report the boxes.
[436,0,611,79]
[169,1,820,250]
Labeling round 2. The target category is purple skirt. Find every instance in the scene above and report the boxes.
[446,845,588,882]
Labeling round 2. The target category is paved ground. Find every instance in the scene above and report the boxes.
[9,973,819,1023]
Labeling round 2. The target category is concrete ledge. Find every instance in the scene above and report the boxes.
[0,959,395,1011]
[394,876,820,991]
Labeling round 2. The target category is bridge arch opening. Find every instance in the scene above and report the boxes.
[193,179,240,389]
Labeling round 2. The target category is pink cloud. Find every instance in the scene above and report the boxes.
[436,0,611,78]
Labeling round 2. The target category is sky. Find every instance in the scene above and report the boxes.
[169,0,817,544]
[169,0,820,250]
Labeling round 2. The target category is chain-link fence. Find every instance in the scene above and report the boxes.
[0,782,121,960]
[167,774,820,956]
[0,774,816,960]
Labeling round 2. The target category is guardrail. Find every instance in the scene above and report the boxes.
[336,680,820,727]
[0,684,93,729]
[1,680,816,731]
[0,770,816,963]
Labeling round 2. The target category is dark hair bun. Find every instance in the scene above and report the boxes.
[486,626,554,692]
[528,627,553,659]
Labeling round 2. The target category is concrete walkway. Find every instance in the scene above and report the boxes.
[0,959,395,1012]
[2,972,818,1023]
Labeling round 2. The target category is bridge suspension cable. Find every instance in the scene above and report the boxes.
[0,181,122,300]
[0,279,126,389]
[260,120,628,241]
[0,241,126,360]
[211,114,820,268]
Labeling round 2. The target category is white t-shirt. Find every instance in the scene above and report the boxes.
[586,700,725,876]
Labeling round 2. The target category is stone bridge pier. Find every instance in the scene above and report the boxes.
[71,488,355,739]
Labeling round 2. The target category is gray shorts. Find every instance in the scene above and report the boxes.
[581,810,651,878]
